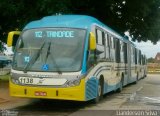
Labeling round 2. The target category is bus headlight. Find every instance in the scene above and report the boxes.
[66,79,81,87]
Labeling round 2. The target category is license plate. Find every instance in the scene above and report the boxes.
[35,91,47,96]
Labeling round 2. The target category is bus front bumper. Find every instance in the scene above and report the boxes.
[9,79,86,101]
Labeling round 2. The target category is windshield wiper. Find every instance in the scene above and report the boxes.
[45,42,62,74]
[45,42,51,63]
[23,41,45,73]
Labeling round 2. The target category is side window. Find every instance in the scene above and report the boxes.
[102,32,105,46]
[142,55,144,65]
[120,41,124,63]
[96,29,103,45]
[124,43,128,63]
[131,46,135,64]
[139,50,142,65]
[135,48,137,64]
[109,36,115,61]
[105,33,110,60]
[95,28,105,60]
[110,36,114,49]
[115,39,120,63]
[137,50,139,64]
[105,34,109,47]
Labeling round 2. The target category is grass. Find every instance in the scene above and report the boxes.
[0,74,10,81]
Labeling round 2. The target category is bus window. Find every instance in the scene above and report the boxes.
[96,29,103,45]
[124,43,128,63]
[120,41,124,63]
[135,48,138,64]
[139,50,142,65]
[115,39,120,63]
[105,34,109,47]
[110,36,114,49]
[105,33,110,60]
[131,46,135,64]
[102,32,105,46]
[95,29,105,60]
[110,36,115,61]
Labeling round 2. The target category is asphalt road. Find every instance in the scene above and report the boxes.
[1,74,160,116]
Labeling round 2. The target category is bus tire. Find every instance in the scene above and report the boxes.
[134,76,138,84]
[117,78,123,93]
[93,78,104,103]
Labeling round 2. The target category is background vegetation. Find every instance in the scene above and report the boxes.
[0,0,160,44]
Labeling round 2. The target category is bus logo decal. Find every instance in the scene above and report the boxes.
[24,56,30,62]
[42,64,49,71]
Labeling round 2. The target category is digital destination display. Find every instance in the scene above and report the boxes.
[35,31,74,38]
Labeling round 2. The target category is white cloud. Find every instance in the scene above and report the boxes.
[134,40,160,58]
[125,31,160,58]
[3,44,14,56]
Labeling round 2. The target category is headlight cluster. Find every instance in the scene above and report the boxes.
[65,79,81,87]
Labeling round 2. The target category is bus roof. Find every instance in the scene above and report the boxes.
[24,15,129,42]
[24,15,101,29]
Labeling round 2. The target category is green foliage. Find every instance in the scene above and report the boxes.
[0,41,6,52]
[0,0,160,43]
[0,75,9,81]
[147,57,155,63]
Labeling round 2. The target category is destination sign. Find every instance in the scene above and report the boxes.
[35,31,74,38]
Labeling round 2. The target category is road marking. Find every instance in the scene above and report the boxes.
[144,97,160,102]
[137,86,143,92]
[129,86,143,101]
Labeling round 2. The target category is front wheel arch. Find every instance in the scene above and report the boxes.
[117,74,124,92]
[93,75,104,103]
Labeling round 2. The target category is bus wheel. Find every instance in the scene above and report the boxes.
[117,79,123,93]
[134,76,138,84]
[93,79,103,103]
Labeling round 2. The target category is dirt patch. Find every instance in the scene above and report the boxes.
[0,81,32,109]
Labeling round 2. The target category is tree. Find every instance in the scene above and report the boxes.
[0,0,160,44]
[0,41,6,52]
[147,57,155,63]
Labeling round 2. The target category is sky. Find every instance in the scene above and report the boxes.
[134,40,160,58]
[125,32,160,58]
[3,44,13,56]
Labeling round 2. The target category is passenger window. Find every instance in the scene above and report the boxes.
[120,41,124,63]
[124,43,128,63]
[105,34,109,47]
[110,36,114,49]
[96,29,103,45]
[105,33,110,60]
[131,46,135,64]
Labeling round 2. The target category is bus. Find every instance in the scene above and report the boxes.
[7,15,146,102]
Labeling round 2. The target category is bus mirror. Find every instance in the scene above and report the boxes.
[7,31,21,47]
[89,32,96,50]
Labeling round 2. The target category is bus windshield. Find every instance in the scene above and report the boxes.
[13,28,86,72]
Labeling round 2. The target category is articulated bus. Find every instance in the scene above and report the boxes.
[7,15,147,102]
